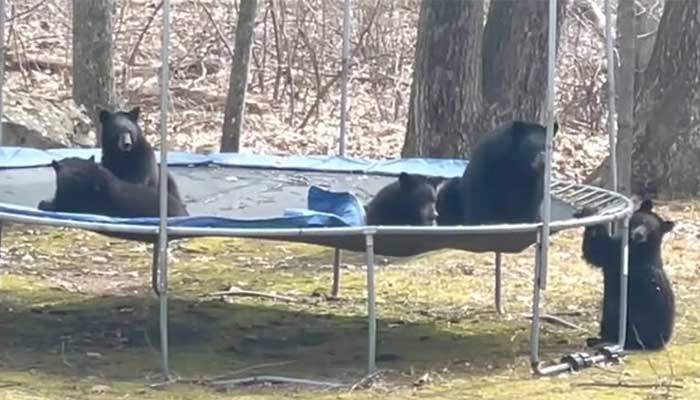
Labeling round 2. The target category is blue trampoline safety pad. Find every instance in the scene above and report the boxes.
[0,146,467,177]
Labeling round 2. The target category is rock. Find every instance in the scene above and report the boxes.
[1,88,96,148]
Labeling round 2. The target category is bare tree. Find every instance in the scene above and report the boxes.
[481,0,569,134]
[221,0,259,152]
[72,0,115,142]
[631,1,700,196]
[616,0,635,196]
[402,0,484,158]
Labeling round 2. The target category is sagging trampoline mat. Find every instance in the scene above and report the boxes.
[0,165,576,256]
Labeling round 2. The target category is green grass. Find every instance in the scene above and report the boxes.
[0,201,698,399]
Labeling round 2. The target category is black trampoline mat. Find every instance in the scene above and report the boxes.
[0,165,577,255]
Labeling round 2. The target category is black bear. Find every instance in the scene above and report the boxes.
[99,107,183,202]
[577,199,675,350]
[435,177,464,225]
[38,156,189,218]
[365,173,441,226]
[457,120,558,225]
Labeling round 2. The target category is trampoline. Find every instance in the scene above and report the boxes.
[0,0,634,381]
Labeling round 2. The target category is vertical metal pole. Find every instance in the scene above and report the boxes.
[365,233,376,374]
[617,216,630,348]
[531,0,557,369]
[339,0,351,156]
[605,0,618,193]
[538,0,557,291]
[0,0,5,149]
[494,252,503,314]
[331,248,341,297]
[158,0,171,380]
[333,0,351,298]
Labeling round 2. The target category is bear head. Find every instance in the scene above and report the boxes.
[98,107,142,153]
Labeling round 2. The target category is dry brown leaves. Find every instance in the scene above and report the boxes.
[6,0,621,182]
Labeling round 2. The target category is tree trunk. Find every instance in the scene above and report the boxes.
[402,0,483,159]
[635,0,664,91]
[615,0,635,196]
[480,0,569,135]
[631,1,700,196]
[72,0,115,144]
[221,0,258,153]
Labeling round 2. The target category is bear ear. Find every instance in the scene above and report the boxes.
[98,109,110,125]
[127,106,140,122]
[639,199,654,212]
[661,220,675,233]
[88,155,96,163]
[398,172,417,188]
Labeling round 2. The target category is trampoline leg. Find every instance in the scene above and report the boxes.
[494,252,504,314]
[365,234,377,374]
[331,248,341,298]
[617,217,630,349]
[529,231,545,369]
[157,240,170,379]
[152,242,160,296]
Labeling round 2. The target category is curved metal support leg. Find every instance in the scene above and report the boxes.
[494,252,504,314]
[365,234,376,374]
[331,248,341,298]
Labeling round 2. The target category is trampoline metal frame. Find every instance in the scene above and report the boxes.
[0,0,633,381]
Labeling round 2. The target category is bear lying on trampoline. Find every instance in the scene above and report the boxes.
[577,199,675,351]
[38,156,189,218]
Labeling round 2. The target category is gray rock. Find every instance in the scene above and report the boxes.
[1,89,96,148]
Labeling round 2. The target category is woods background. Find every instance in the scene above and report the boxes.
[2,0,698,196]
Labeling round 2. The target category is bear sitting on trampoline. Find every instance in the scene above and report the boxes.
[577,199,675,350]
[99,107,183,202]
[365,172,441,226]
[438,120,558,225]
[39,156,189,218]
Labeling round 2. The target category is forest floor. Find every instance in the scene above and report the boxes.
[1,199,699,400]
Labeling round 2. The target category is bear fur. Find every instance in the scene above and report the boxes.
[435,177,464,225]
[38,156,189,218]
[578,199,675,350]
[458,120,558,225]
[365,172,441,226]
[99,107,183,202]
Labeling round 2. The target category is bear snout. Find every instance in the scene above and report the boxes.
[118,132,134,151]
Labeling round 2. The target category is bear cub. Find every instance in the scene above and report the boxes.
[578,199,675,350]
[445,120,558,225]
[39,156,189,218]
[365,172,441,226]
[99,107,183,202]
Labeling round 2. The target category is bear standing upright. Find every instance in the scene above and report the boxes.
[38,156,189,218]
[578,199,675,350]
[455,120,558,225]
[365,173,441,226]
[99,107,183,202]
